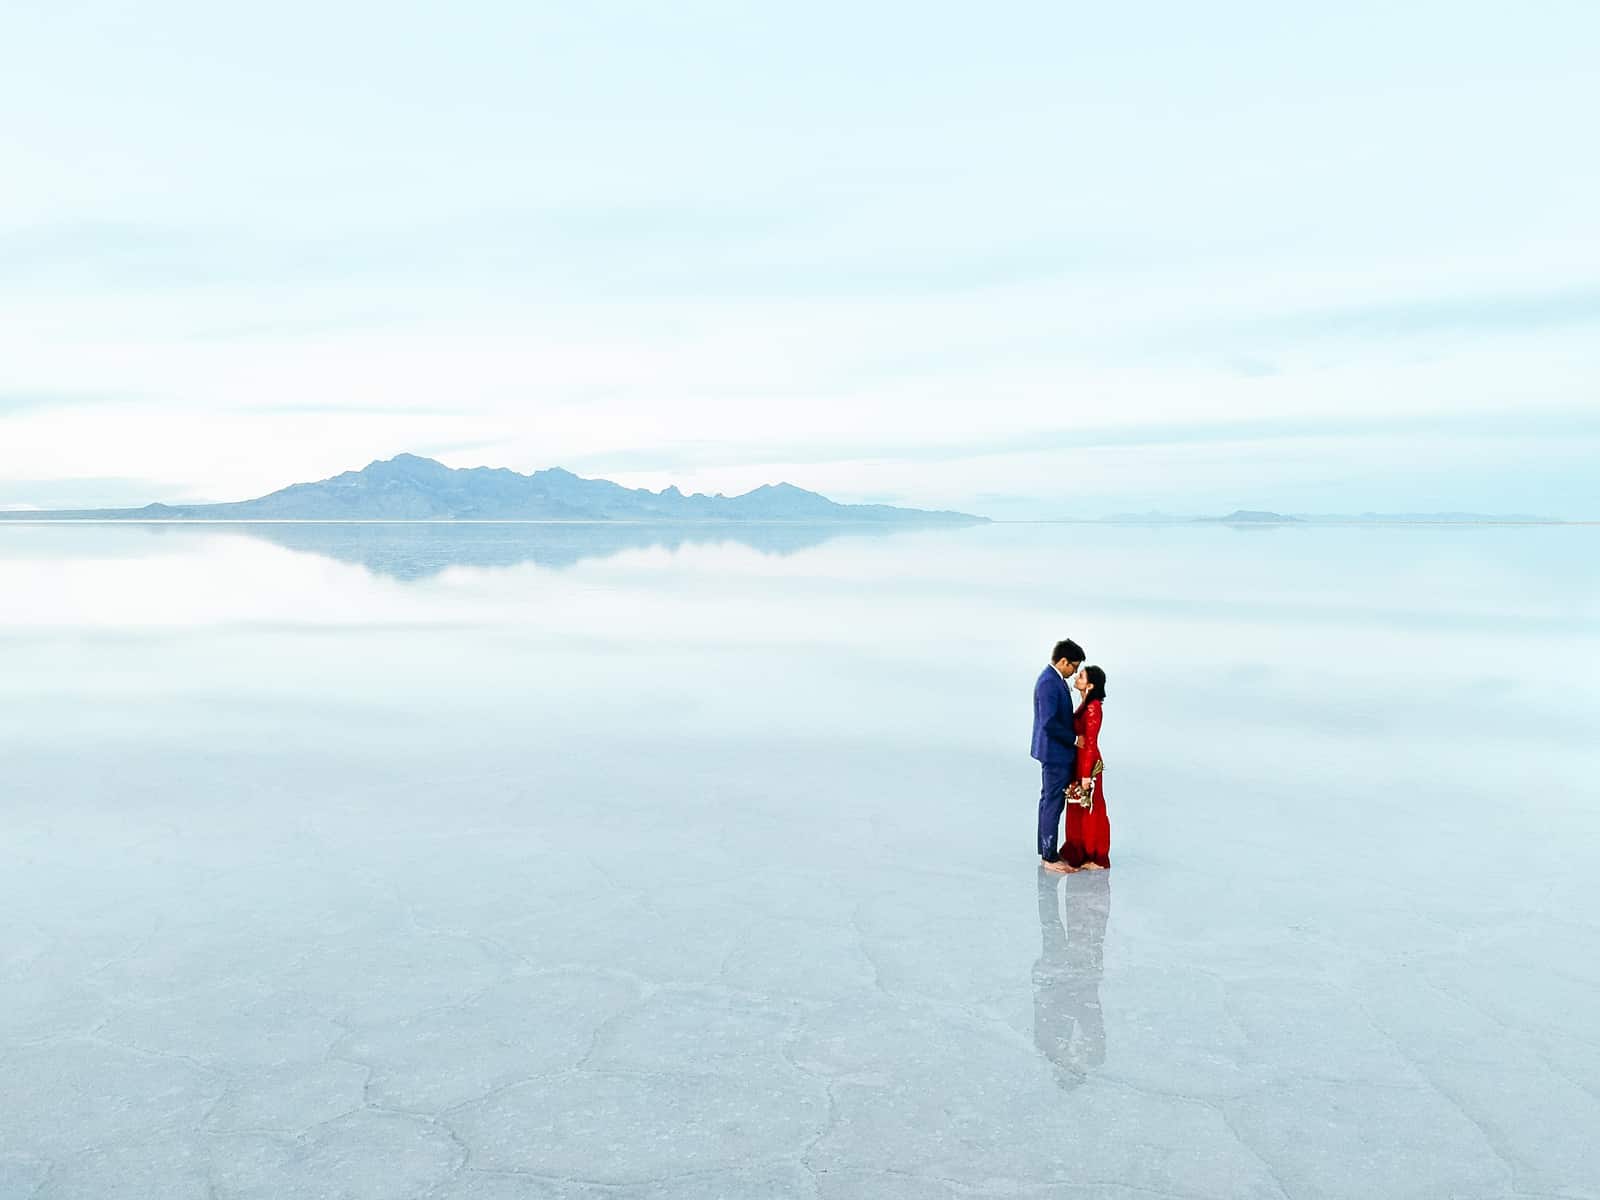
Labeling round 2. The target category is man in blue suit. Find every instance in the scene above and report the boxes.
[1032,638,1084,870]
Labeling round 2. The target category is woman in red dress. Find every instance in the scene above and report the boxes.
[1061,666,1110,870]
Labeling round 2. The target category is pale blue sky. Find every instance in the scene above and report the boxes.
[2,0,1597,516]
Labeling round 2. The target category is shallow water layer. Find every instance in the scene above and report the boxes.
[2,520,1597,1199]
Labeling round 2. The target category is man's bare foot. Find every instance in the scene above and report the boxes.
[1042,860,1072,874]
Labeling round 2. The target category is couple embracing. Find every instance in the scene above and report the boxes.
[1031,638,1110,874]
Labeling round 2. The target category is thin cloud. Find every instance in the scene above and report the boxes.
[1234,285,1600,342]
[0,477,182,509]
[0,389,138,415]
[562,405,1600,475]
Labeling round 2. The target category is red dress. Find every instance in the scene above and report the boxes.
[1061,699,1110,868]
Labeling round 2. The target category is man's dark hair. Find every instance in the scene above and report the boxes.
[1083,665,1107,704]
[1051,638,1084,665]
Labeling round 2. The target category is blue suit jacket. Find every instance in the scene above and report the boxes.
[1031,666,1078,767]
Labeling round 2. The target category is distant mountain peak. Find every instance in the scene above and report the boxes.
[350,452,454,481]
[1212,509,1302,524]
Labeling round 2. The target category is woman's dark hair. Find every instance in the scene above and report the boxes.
[1083,665,1107,704]
[1052,638,1085,665]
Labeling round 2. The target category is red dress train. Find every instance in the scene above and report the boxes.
[1061,699,1110,868]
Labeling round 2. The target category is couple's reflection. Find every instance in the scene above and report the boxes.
[1033,871,1109,1089]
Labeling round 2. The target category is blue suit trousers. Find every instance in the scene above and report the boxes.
[1037,762,1074,862]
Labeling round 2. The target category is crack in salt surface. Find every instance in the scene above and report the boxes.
[78,1033,228,1080]
[1532,1043,1600,1109]
[776,1005,842,1190]
[364,1102,472,1174]
[447,1159,814,1191]
[1177,955,1545,1196]
[1335,972,1526,1189]
[1212,1089,1294,1200]
[1416,961,1600,1054]
[384,878,536,979]
[21,1157,55,1200]
[569,983,654,1075]
[847,900,897,1002]
[820,1164,1232,1199]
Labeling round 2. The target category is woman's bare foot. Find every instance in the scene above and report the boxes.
[1081,862,1106,871]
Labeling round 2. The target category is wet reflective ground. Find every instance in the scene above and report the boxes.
[2,521,1597,1199]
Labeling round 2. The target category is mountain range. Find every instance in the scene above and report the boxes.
[1,454,986,524]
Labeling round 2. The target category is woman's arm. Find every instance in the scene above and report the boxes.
[1075,703,1101,780]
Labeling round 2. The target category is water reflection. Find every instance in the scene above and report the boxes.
[1033,871,1110,1089]
[207,521,912,581]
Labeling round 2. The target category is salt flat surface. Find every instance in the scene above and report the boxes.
[2,521,1597,1199]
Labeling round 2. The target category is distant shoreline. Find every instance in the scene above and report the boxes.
[0,516,981,526]
[1003,519,1588,527]
[1,516,1589,527]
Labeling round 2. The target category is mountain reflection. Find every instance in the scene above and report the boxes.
[209,521,916,581]
[1033,871,1110,1090]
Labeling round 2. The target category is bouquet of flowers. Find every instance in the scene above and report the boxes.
[1065,759,1105,812]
